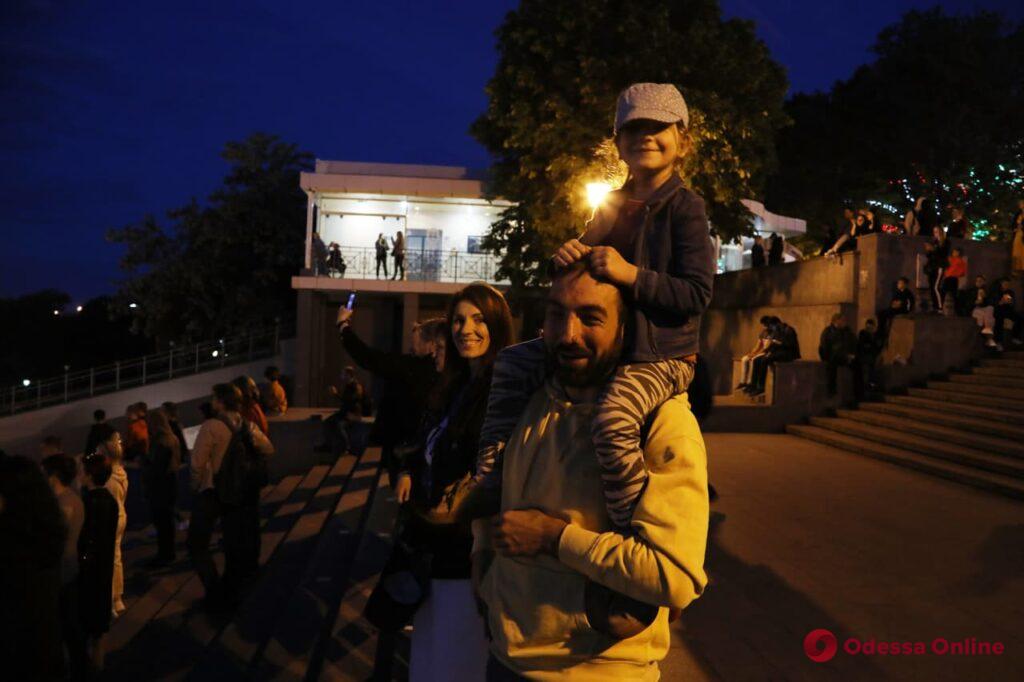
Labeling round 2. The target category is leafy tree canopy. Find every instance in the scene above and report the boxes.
[767,8,1024,247]
[107,133,313,343]
[473,0,789,293]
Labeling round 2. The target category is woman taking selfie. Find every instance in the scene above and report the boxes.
[371,282,513,681]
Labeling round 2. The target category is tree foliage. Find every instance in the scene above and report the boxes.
[472,0,789,293]
[767,8,1024,245]
[107,133,313,343]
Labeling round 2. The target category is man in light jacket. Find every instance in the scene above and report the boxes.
[188,382,274,608]
[471,263,709,680]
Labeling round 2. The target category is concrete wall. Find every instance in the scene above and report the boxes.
[854,233,1011,329]
[702,255,859,394]
[0,340,296,457]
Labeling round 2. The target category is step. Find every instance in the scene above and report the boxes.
[948,373,1024,389]
[906,387,1024,411]
[188,453,366,679]
[887,394,1024,425]
[105,463,337,679]
[927,380,1024,401]
[786,425,1024,500]
[257,450,394,681]
[862,402,1024,440]
[107,476,303,656]
[972,364,1024,378]
[835,409,1024,459]
[999,350,1024,360]
[807,417,1024,479]
[979,358,1024,370]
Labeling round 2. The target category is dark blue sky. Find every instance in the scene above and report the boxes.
[2,0,1020,301]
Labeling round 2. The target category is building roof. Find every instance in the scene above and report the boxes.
[302,160,492,199]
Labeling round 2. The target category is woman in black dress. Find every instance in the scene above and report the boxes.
[78,452,119,674]
[144,408,182,567]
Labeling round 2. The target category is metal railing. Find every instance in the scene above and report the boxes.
[312,246,508,284]
[2,321,291,417]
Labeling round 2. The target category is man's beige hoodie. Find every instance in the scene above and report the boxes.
[478,383,709,680]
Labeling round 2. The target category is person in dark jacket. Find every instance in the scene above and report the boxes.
[83,409,108,456]
[0,452,67,682]
[78,452,119,674]
[993,278,1022,346]
[375,233,390,279]
[768,233,783,265]
[143,408,182,567]
[334,309,445,484]
[877,277,915,341]
[387,283,514,680]
[162,401,189,460]
[819,313,861,399]
[747,317,800,396]
[924,227,951,312]
[857,318,884,393]
[751,234,766,267]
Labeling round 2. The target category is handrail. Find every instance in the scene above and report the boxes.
[312,245,508,284]
[2,319,294,417]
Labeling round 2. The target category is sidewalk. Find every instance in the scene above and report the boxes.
[664,433,1024,681]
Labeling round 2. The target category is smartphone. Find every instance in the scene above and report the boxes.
[345,292,357,310]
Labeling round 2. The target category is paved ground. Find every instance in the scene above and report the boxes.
[663,434,1024,681]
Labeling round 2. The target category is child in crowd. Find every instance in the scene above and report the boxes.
[78,452,119,674]
[95,424,128,616]
[263,366,288,416]
[475,82,714,528]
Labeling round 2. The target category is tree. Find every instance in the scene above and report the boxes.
[107,133,313,342]
[767,8,1024,244]
[472,0,789,294]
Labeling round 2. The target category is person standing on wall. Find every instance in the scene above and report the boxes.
[751,234,766,267]
[768,233,783,265]
[391,231,406,280]
[375,233,390,279]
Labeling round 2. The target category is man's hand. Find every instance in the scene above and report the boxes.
[336,306,354,329]
[327,385,339,397]
[394,473,412,504]
[491,509,568,557]
[552,239,592,269]
[589,246,638,287]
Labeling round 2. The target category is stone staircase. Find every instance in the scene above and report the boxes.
[788,352,1024,500]
[104,424,405,680]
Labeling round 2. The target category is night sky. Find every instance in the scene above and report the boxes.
[3,0,1021,301]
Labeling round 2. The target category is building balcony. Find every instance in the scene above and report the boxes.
[293,245,508,294]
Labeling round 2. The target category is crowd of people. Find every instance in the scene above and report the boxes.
[0,365,290,679]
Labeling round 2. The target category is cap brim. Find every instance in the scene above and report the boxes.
[616,108,685,132]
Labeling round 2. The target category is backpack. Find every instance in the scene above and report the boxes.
[214,415,269,506]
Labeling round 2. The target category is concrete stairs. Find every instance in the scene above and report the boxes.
[104,438,405,680]
[788,352,1024,501]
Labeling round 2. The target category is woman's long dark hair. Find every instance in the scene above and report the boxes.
[430,282,514,412]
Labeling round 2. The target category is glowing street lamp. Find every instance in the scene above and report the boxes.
[76,305,83,313]
[52,309,60,316]
[129,302,138,309]
[586,182,612,210]
[22,379,30,387]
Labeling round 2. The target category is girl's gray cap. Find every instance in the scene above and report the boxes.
[614,83,689,134]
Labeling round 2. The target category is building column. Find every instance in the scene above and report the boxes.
[304,191,315,270]
[401,292,420,352]
[294,290,319,407]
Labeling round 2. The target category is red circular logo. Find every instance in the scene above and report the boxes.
[804,629,838,662]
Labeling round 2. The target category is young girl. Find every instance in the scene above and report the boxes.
[96,424,128,615]
[475,82,715,529]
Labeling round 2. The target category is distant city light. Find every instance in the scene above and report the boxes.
[76,305,83,312]
[129,302,138,309]
[52,309,60,316]
[22,379,30,387]
[211,350,219,358]
[586,182,612,209]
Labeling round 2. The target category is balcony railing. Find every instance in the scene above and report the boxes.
[312,246,508,284]
[2,321,291,416]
